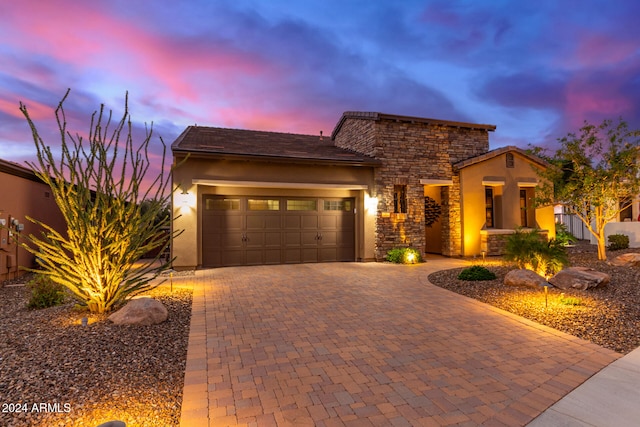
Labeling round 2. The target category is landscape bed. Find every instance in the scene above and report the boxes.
[0,278,192,427]
[429,241,640,354]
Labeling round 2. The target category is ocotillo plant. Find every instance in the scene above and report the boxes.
[19,90,180,313]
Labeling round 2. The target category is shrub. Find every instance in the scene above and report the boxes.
[26,274,66,309]
[385,247,423,264]
[608,234,629,251]
[457,265,496,281]
[503,228,569,277]
[559,293,583,306]
[555,222,577,246]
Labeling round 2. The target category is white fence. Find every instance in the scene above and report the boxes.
[555,213,590,240]
[556,213,640,247]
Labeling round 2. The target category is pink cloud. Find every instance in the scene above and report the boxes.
[3,1,278,107]
[566,33,639,69]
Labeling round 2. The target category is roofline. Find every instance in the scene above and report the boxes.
[171,148,382,167]
[0,158,41,183]
[331,111,496,139]
[452,145,550,171]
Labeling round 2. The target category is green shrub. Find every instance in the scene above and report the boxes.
[559,294,583,306]
[385,247,423,264]
[608,234,629,251]
[26,274,66,309]
[457,265,496,281]
[555,222,577,246]
[503,228,569,277]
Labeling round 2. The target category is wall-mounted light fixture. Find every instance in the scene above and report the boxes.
[176,186,196,213]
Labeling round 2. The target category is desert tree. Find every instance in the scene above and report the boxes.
[19,90,180,313]
[532,118,640,260]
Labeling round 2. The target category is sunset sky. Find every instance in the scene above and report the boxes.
[2,0,640,172]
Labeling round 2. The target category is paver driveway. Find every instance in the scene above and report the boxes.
[179,260,620,426]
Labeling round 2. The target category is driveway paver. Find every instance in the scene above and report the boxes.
[179,260,620,426]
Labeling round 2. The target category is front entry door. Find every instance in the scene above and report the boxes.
[424,187,443,254]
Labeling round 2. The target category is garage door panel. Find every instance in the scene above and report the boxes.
[284,216,301,229]
[284,248,301,263]
[264,232,281,247]
[320,247,338,262]
[264,249,281,264]
[245,249,264,265]
[245,232,264,247]
[320,215,338,229]
[302,248,318,263]
[338,231,355,245]
[246,214,280,230]
[202,195,355,267]
[221,232,244,249]
[302,231,319,246]
[284,232,300,246]
[220,250,244,267]
[321,231,337,245]
[302,216,318,229]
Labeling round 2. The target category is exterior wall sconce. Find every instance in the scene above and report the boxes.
[176,187,196,212]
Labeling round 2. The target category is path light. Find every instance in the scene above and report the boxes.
[405,251,416,264]
[481,250,486,263]
[544,285,549,308]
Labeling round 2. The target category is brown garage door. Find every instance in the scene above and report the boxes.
[202,196,355,267]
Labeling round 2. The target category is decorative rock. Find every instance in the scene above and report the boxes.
[504,269,548,288]
[548,267,610,290]
[108,297,168,325]
[609,253,640,267]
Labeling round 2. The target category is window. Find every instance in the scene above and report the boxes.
[520,189,528,227]
[248,199,280,211]
[206,198,240,210]
[506,152,515,168]
[286,199,316,211]
[485,188,494,228]
[324,200,352,212]
[394,185,407,213]
[620,198,633,221]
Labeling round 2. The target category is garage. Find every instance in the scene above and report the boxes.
[202,195,355,267]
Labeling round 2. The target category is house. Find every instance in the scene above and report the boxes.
[170,112,555,269]
[0,158,66,281]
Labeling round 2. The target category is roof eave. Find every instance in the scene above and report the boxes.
[171,148,381,167]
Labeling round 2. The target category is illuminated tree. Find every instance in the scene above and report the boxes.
[533,119,640,260]
[19,90,179,313]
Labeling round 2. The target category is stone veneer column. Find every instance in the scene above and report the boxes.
[334,115,490,260]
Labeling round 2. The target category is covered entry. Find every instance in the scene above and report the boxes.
[202,196,355,267]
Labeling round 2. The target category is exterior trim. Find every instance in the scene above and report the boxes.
[192,179,369,190]
[420,178,453,186]
[331,111,496,139]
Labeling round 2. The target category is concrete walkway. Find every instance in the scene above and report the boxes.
[178,259,626,426]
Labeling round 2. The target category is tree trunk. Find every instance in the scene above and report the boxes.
[596,234,607,260]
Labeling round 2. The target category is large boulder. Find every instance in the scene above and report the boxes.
[108,297,168,325]
[609,253,640,267]
[548,267,610,290]
[504,269,548,288]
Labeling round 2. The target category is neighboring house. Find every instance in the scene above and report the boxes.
[0,158,65,281]
[171,111,555,269]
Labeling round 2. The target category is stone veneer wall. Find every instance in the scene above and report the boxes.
[334,116,490,260]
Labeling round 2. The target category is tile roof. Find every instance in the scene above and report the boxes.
[171,126,380,165]
[453,145,549,170]
[331,111,496,139]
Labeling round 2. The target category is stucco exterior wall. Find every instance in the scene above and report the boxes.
[171,155,376,269]
[0,167,65,281]
[458,151,555,256]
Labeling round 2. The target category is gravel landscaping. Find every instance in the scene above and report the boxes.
[0,275,192,427]
[429,241,640,355]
